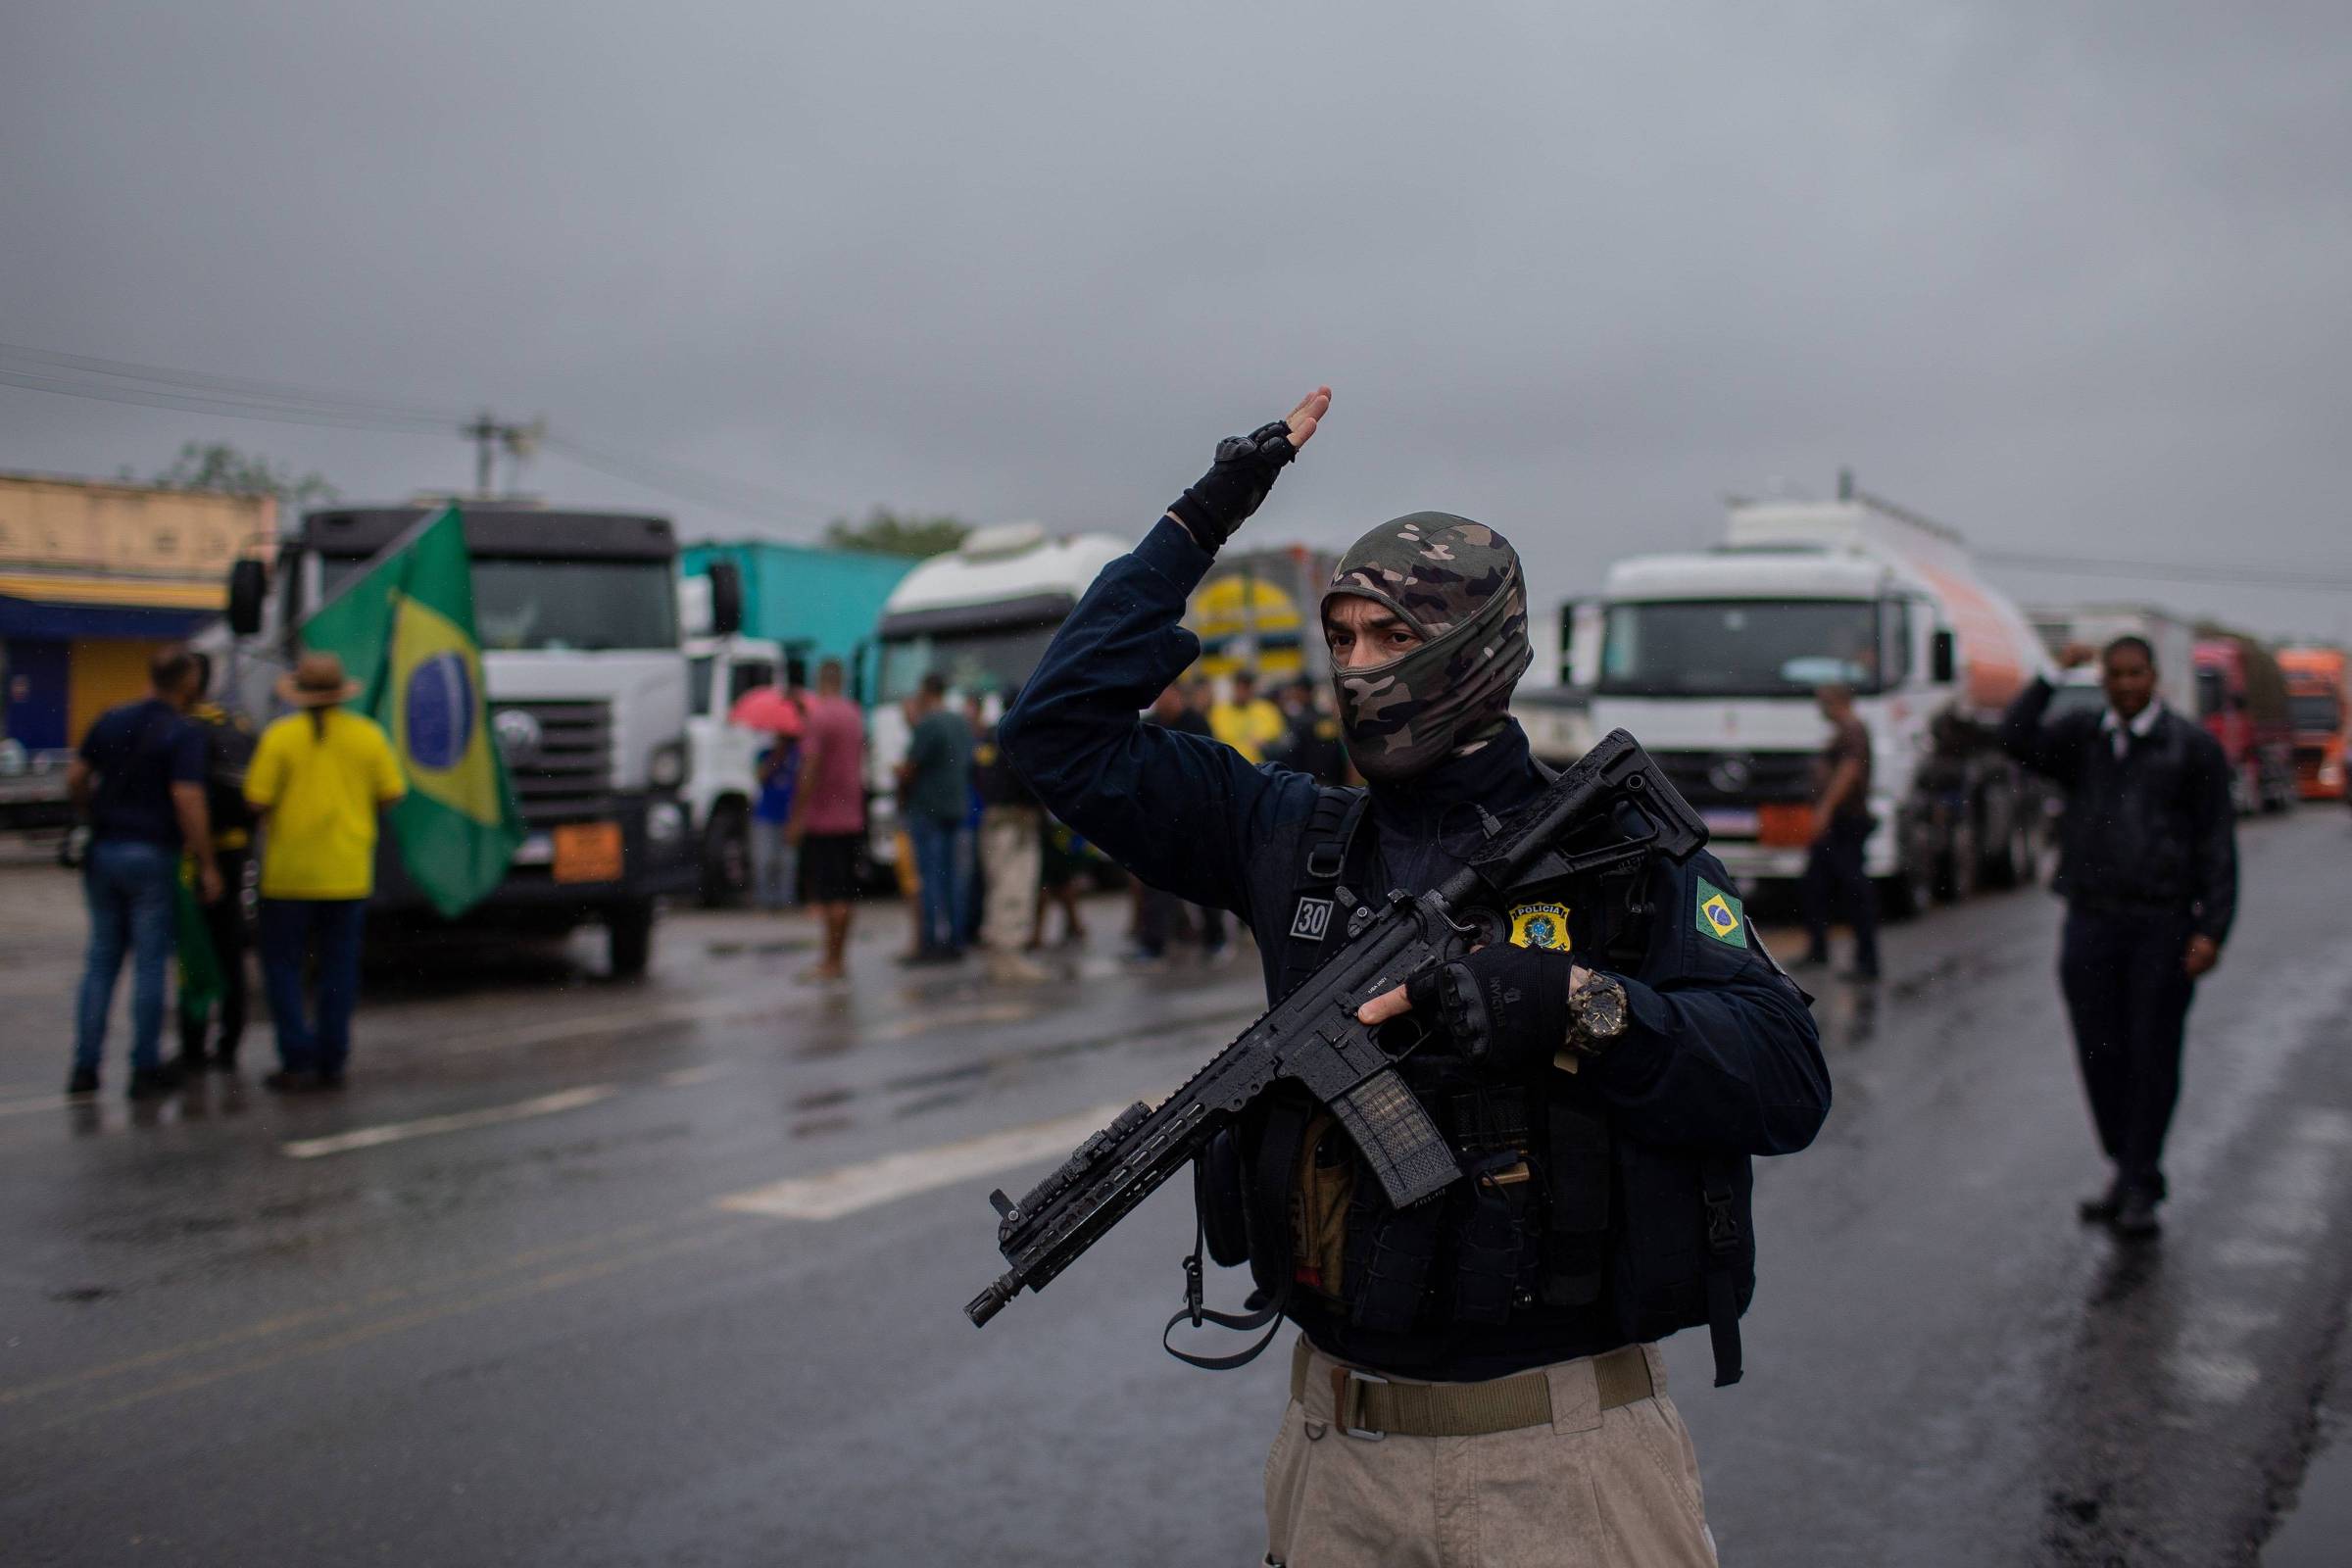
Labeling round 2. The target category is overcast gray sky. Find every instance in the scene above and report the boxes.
[5,1,2349,638]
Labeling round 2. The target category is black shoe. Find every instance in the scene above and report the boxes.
[172,1052,210,1079]
[316,1071,347,1091]
[211,1052,239,1075]
[2113,1190,2162,1240]
[126,1065,180,1101]
[67,1066,99,1098]
[263,1068,323,1094]
[2078,1183,2123,1224]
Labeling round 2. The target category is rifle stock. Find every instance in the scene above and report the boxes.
[965,731,1700,1330]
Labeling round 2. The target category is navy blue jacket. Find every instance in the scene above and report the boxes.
[1001,517,1830,1374]
[1002,517,1828,1152]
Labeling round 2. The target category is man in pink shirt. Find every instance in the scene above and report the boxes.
[784,658,868,981]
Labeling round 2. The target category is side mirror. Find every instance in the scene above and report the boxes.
[707,561,744,638]
[227,558,269,637]
[1930,629,1957,685]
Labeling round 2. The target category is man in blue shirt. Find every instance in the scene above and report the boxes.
[65,645,220,1099]
[898,672,976,962]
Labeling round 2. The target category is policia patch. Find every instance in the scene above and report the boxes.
[1508,902,1572,952]
[1696,878,1747,947]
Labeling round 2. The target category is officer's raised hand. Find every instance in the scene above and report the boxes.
[1357,946,1597,1077]
[1165,385,1331,551]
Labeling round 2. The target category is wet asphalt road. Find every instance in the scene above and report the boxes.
[4,809,2351,1567]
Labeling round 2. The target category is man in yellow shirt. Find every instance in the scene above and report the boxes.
[1207,669,1287,764]
[244,653,407,1091]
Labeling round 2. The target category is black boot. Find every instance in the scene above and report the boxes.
[67,1065,99,1097]
[2113,1190,2162,1240]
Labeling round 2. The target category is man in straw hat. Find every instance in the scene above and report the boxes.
[244,651,407,1091]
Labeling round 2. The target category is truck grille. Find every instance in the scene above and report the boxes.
[1649,749,1818,807]
[491,699,613,823]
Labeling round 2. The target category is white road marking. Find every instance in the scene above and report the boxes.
[280,1085,618,1159]
[0,1095,66,1119]
[715,1099,1147,1222]
[658,1063,732,1087]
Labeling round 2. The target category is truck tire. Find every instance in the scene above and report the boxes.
[1936,812,1979,904]
[606,900,656,979]
[701,801,751,907]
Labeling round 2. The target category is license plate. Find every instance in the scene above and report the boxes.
[512,834,554,866]
[1700,808,1760,838]
[553,821,624,884]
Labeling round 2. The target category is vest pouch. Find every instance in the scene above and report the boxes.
[1289,1112,1354,1306]
[1609,1135,1754,1346]
[1195,1127,1251,1270]
[1451,1151,1534,1324]
[1539,1100,1612,1307]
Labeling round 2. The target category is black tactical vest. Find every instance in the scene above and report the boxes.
[1189,783,1756,1387]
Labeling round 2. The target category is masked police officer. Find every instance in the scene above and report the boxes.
[1000,388,1830,1568]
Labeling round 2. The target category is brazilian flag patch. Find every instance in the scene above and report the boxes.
[1695,878,1747,947]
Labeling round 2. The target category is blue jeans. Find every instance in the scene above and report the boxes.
[74,838,179,1073]
[259,899,368,1075]
[751,818,798,909]
[908,816,966,954]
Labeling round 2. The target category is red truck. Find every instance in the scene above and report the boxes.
[2194,634,2296,814]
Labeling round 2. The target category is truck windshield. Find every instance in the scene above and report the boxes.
[2288,693,2341,733]
[1598,600,1886,698]
[318,556,678,651]
[877,623,1060,703]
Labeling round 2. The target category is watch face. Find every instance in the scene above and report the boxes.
[1579,980,1629,1039]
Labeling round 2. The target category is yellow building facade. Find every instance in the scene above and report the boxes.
[0,472,275,757]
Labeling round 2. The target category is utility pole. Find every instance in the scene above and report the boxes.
[461,412,544,499]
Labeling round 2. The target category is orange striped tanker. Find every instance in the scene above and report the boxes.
[1587,474,2054,914]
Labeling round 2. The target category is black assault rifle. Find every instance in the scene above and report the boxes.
[963,729,1707,1329]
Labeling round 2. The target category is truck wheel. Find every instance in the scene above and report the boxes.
[606,900,656,979]
[1879,835,1936,921]
[1936,814,1979,903]
[701,802,750,907]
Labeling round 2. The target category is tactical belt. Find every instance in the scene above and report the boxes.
[1289,1340,1654,1439]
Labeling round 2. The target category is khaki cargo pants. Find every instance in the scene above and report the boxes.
[1262,1339,1719,1568]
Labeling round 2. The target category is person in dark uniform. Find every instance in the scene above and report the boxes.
[1002,388,1829,1567]
[2000,635,2236,1240]
[1797,683,1880,981]
[174,652,257,1075]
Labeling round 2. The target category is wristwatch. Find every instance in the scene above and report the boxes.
[1565,971,1630,1055]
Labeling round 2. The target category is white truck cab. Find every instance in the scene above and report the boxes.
[677,573,790,904]
[862,522,1127,865]
[1590,486,2051,911]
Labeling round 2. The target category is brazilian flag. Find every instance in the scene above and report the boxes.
[300,505,524,918]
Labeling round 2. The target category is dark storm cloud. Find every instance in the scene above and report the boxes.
[4,1,2349,636]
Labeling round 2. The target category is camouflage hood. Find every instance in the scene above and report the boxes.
[1321,513,1532,783]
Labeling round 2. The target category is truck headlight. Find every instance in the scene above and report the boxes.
[647,801,685,844]
[649,740,687,789]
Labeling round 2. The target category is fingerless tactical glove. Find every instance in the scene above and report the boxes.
[1166,420,1298,550]
[1404,944,1574,1078]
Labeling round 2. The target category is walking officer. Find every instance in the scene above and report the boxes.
[1999,635,2237,1239]
[1001,388,1830,1567]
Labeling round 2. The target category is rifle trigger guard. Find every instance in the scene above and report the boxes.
[1182,1250,1204,1328]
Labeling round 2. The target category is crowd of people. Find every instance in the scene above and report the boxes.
[737,662,1352,985]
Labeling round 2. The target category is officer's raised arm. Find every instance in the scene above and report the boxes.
[999,389,1331,914]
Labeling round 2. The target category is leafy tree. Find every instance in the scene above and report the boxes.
[152,441,338,509]
[822,508,969,558]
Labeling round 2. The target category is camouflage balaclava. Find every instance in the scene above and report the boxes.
[1321,513,1532,784]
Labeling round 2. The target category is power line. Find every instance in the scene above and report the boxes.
[0,342,465,423]
[0,341,841,526]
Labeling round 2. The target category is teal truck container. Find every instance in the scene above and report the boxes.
[679,539,916,690]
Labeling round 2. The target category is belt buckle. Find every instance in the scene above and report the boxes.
[1337,1368,1389,1442]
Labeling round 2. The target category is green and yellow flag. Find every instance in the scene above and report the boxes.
[300,505,524,917]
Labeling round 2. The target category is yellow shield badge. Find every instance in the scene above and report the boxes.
[384,591,505,826]
[1508,902,1573,952]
